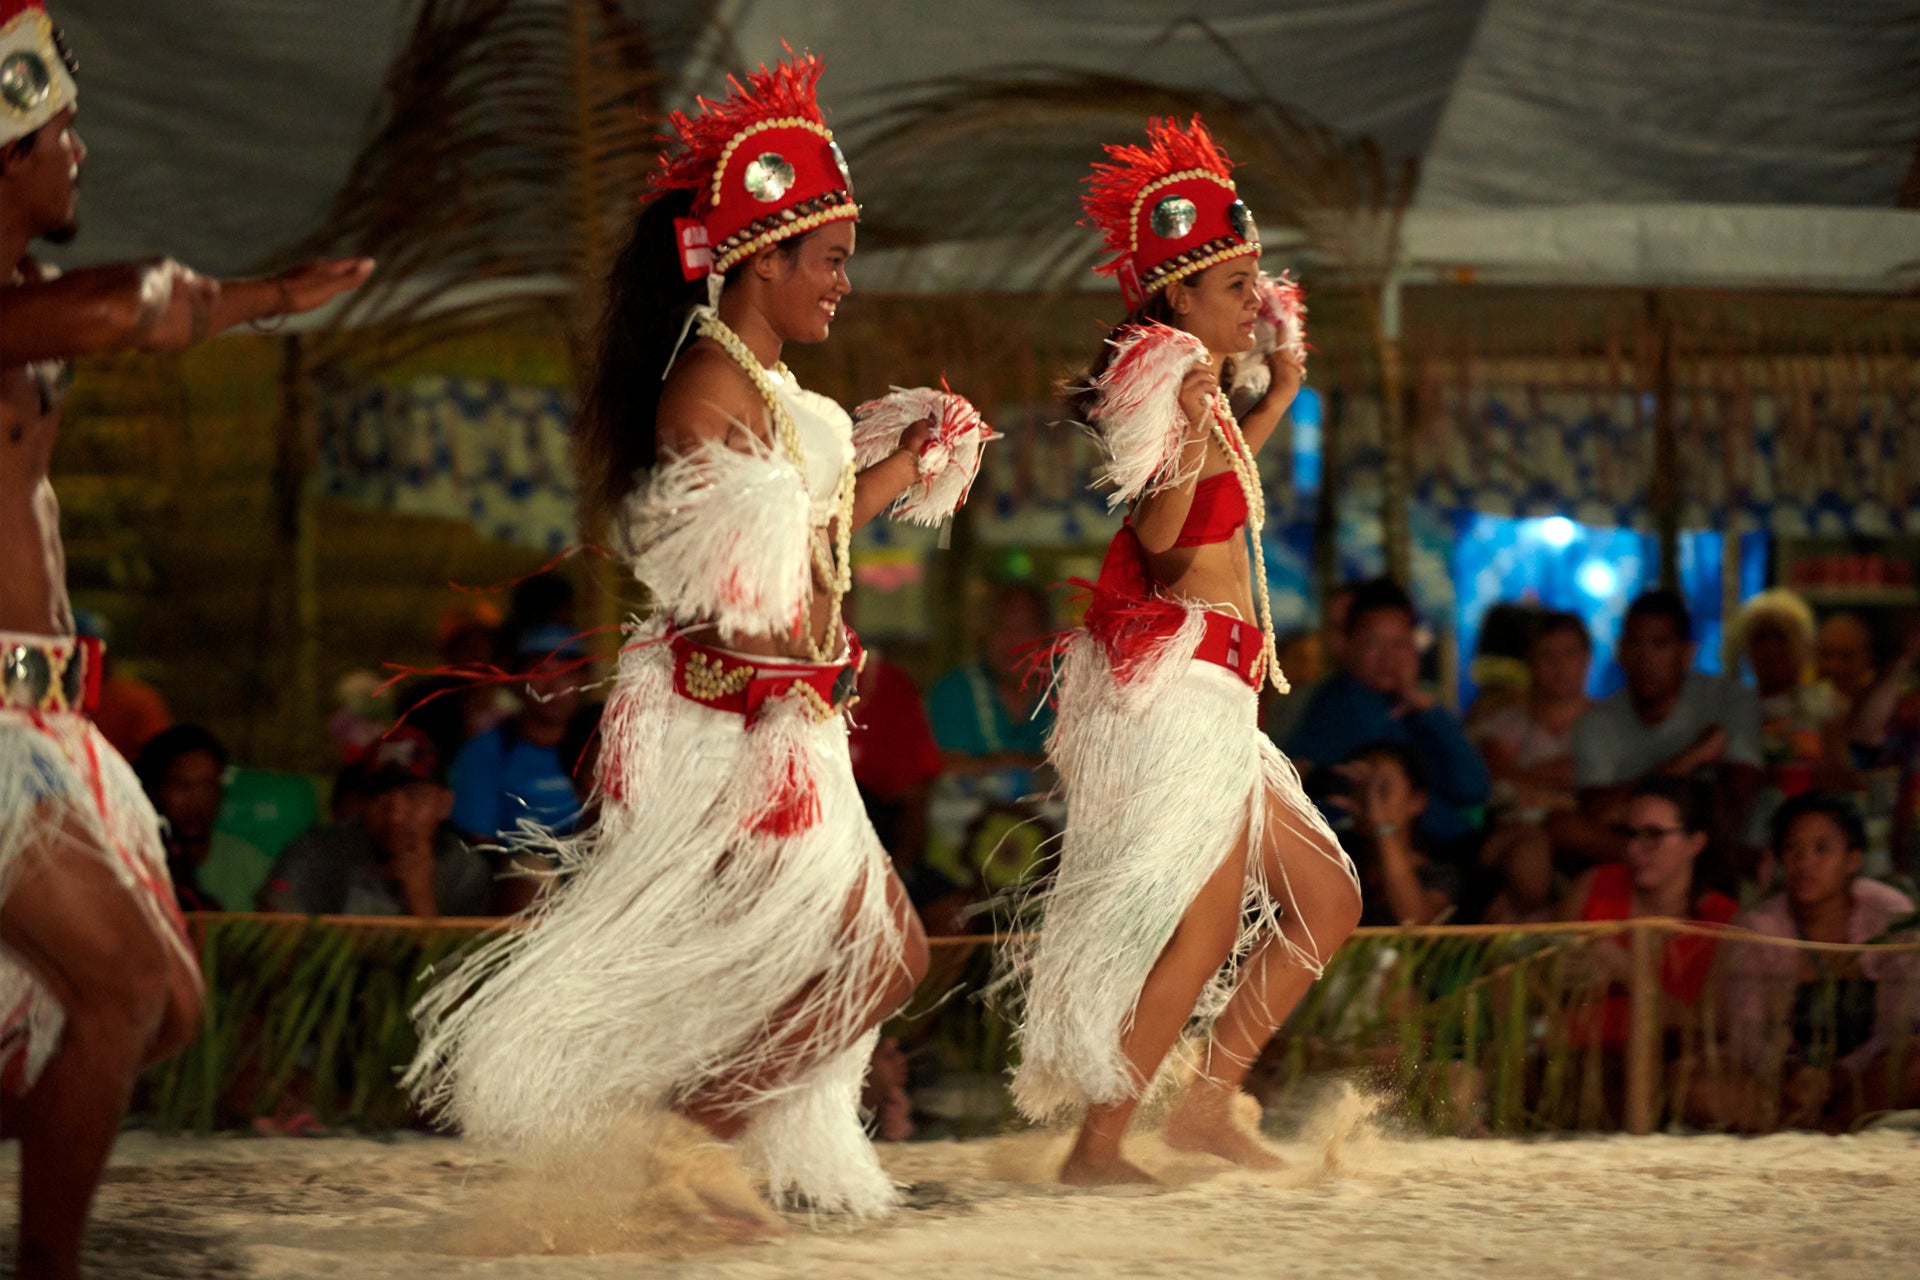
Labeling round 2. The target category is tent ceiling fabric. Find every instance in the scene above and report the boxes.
[44,0,1918,290]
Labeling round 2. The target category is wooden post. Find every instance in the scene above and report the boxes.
[270,334,319,769]
[1647,293,1681,592]
[1378,275,1412,588]
[1625,918,1662,1134]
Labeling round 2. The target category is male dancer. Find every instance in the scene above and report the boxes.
[0,4,370,1274]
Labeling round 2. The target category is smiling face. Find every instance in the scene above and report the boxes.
[1163,257,1259,360]
[0,106,85,243]
[750,219,855,345]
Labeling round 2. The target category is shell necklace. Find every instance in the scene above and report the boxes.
[695,311,856,662]
[1208,395,1287,694]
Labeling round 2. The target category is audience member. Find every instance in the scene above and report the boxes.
[394,603,509,767]
[1287,577,1490,862]
[846,624,947,917]
[262,729,493,917]
[925,582,1057,896]
[1717,792,1920,1130]
[135,725,272,913]
[1333,742,1459,926]
[1475,611,1592,923]
[1464,601,1545,736]
[449,623,590,846]
[498,570,578,661]
[1561,777,1740,1054]
[1817,611,1879,708]
[1847,619,1920,878]
[75,609,173,760]
[1737,589,1848,796]
[1266,582,1354,746]
[1556,590,1763,876]
[327,670,392,763]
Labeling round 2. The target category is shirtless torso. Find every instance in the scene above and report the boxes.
[0,262,73,637]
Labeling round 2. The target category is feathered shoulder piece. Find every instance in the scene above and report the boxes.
[1081,322,1209,508]
[650,52,857,276]
[621,438,814,640]
[1081,116,1259,309]
[850,384,1000,526]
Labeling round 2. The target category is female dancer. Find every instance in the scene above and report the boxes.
[406,54,993,1217]
[1014,117,1360,1185]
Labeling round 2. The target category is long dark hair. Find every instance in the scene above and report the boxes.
[1065,288,1177,425]
[575,189,706,536]
[575,192,819,535]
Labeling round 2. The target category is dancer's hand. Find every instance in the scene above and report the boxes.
[1259,349,1304,411]
[1177,358,1217,438]
[270,257,377,314]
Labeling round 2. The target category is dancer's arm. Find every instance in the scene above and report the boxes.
[849,417,934,528]
[0,257,372,363]
[1131,367,1221,554]
[1234,349,1303,456]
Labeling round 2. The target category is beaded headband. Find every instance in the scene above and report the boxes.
[0,1,77,148]
[1083,116,1261,311]
[650,52,857,278]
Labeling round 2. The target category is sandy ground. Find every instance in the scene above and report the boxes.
[5,1093,1918,1279]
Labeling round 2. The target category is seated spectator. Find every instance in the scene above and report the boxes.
[1716,792,1920,1131]
[1847,619,1920,878]
[1476,611,1592,923]
[135,725,272,913]
[262,729,493,917]
[489,699,608,917]
[846,619,949,926]
[1464,601,1546,737]
[1817,610,1879,711]
[1265,582,1353,747]
[449,623,590,846]
[76,609,173,760]
[1555,590,1764,879]
[1738,589,1849,797]
[394,603,509,768]
[499,569,578,660]
[925,582,1058,897]
[1286,577,1490,864]
[1333,742,1459,926]
[1561,777,1740,1052]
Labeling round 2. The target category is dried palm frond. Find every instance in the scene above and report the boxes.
[276,0,674,374]
[848,65,1417,291]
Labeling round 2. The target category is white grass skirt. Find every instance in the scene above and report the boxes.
[1009,612,1353,1122]
[406,626,908,1216]
[0,702,191,1088]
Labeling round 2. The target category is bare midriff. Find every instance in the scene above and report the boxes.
[1140,443,1256,625]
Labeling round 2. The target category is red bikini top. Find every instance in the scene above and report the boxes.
[1171,471,1248,547]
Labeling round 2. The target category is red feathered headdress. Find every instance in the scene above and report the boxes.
[651,52,856,278]
[1082,116,1260,310]
[1,1,77,147]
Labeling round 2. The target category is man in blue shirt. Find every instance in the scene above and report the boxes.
[1285,578,1490,856]
[449,624,589,845]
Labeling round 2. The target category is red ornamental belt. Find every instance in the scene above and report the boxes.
[1194,610,1263,690]
[1,635,104,715]
[669,628,865,723]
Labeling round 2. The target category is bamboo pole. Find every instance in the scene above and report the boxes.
[1647,293,1681,591]
[1378,275,1412,587]
[1625,918,1661,1135]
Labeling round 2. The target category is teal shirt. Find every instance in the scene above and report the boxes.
[926,664,1052,758]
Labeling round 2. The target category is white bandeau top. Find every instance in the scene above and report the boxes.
[770,371,854,527]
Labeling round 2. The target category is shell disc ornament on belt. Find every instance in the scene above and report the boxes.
[744,151,796,203]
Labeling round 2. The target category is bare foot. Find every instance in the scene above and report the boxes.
[692,1186,792,1243]
[1162,1081,1285,1171]
[1060,1153,1160,1187]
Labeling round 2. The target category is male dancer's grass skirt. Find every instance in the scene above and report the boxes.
[405,623,909,1216]
[1,633,192,1089]
[1009,605,1356,1121]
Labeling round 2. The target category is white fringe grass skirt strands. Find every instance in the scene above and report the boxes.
[0,697,192,1088]
[406,625,909,1217]
[1009,607,1356,1122]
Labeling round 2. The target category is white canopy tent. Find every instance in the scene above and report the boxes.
[46,0,1918,297]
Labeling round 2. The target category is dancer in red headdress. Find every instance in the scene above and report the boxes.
[406,52,994,1219]
[0,4,372,1273]
[1009,117,1358,1185]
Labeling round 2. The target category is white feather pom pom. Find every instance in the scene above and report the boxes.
[1084,322,1208,508]
[1229,271,1308,403]
[851,385,999,526]
[621,439,813,640]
